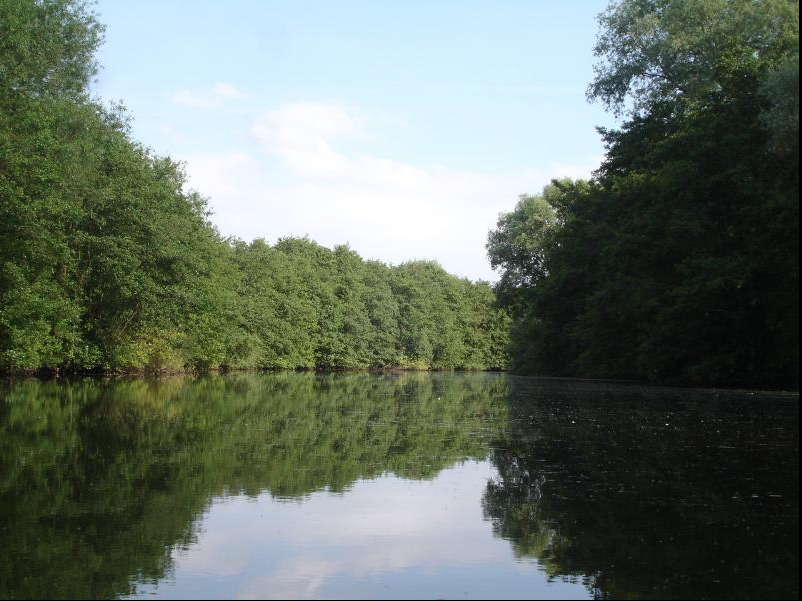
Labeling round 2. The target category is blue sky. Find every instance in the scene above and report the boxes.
[92,1,617,281]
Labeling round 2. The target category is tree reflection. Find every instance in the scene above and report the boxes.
[0,372,507,599]
[483,378,799,599]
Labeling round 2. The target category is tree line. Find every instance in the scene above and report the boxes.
[3,0,797,386]
[488,0,798,389]
[0,0,509,373]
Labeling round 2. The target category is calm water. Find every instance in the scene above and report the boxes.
[0,373,797,599]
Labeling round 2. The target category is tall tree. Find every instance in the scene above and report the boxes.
[589,0,799,117]
[490,0,798,388]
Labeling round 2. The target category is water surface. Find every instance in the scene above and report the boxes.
[0,373,797,599]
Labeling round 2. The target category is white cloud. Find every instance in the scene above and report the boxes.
[181,102,601,281]
[171,82,245,108]
[250,102,358,174]
[214,83,243,100]
[182,151,260,199]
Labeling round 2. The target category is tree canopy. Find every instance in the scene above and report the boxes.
[589,0,799,117]
[0,0,509,374]
[489,0,798,388]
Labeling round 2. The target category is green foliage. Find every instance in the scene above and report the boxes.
[233,239,509,371]
[490,0,798,388]
[589,0,799,117]
[0,0,103,100]
[1,0,508,373]
[389,260,509,370]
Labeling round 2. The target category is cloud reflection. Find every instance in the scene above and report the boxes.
[127,460,588,600]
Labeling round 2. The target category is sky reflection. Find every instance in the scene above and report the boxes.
[126,460,590,600]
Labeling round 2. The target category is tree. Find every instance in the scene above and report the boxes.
[486,180,586,317]
[0,0,103,101]
[0,0,104,369]
[588,0,799,116]
[490,0,798,387]
[1,1,510,374]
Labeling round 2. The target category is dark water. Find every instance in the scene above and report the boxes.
[0,373,797,599]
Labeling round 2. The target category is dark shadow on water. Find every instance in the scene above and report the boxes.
[483,376,799,600]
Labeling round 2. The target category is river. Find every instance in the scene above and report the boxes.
[0,372,797,599]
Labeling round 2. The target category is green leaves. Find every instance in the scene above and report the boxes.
[0,0,508,374]
[589,0,800,117]
[234,239,508,371]
[0,0,103,101]
[491,0,798,387]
